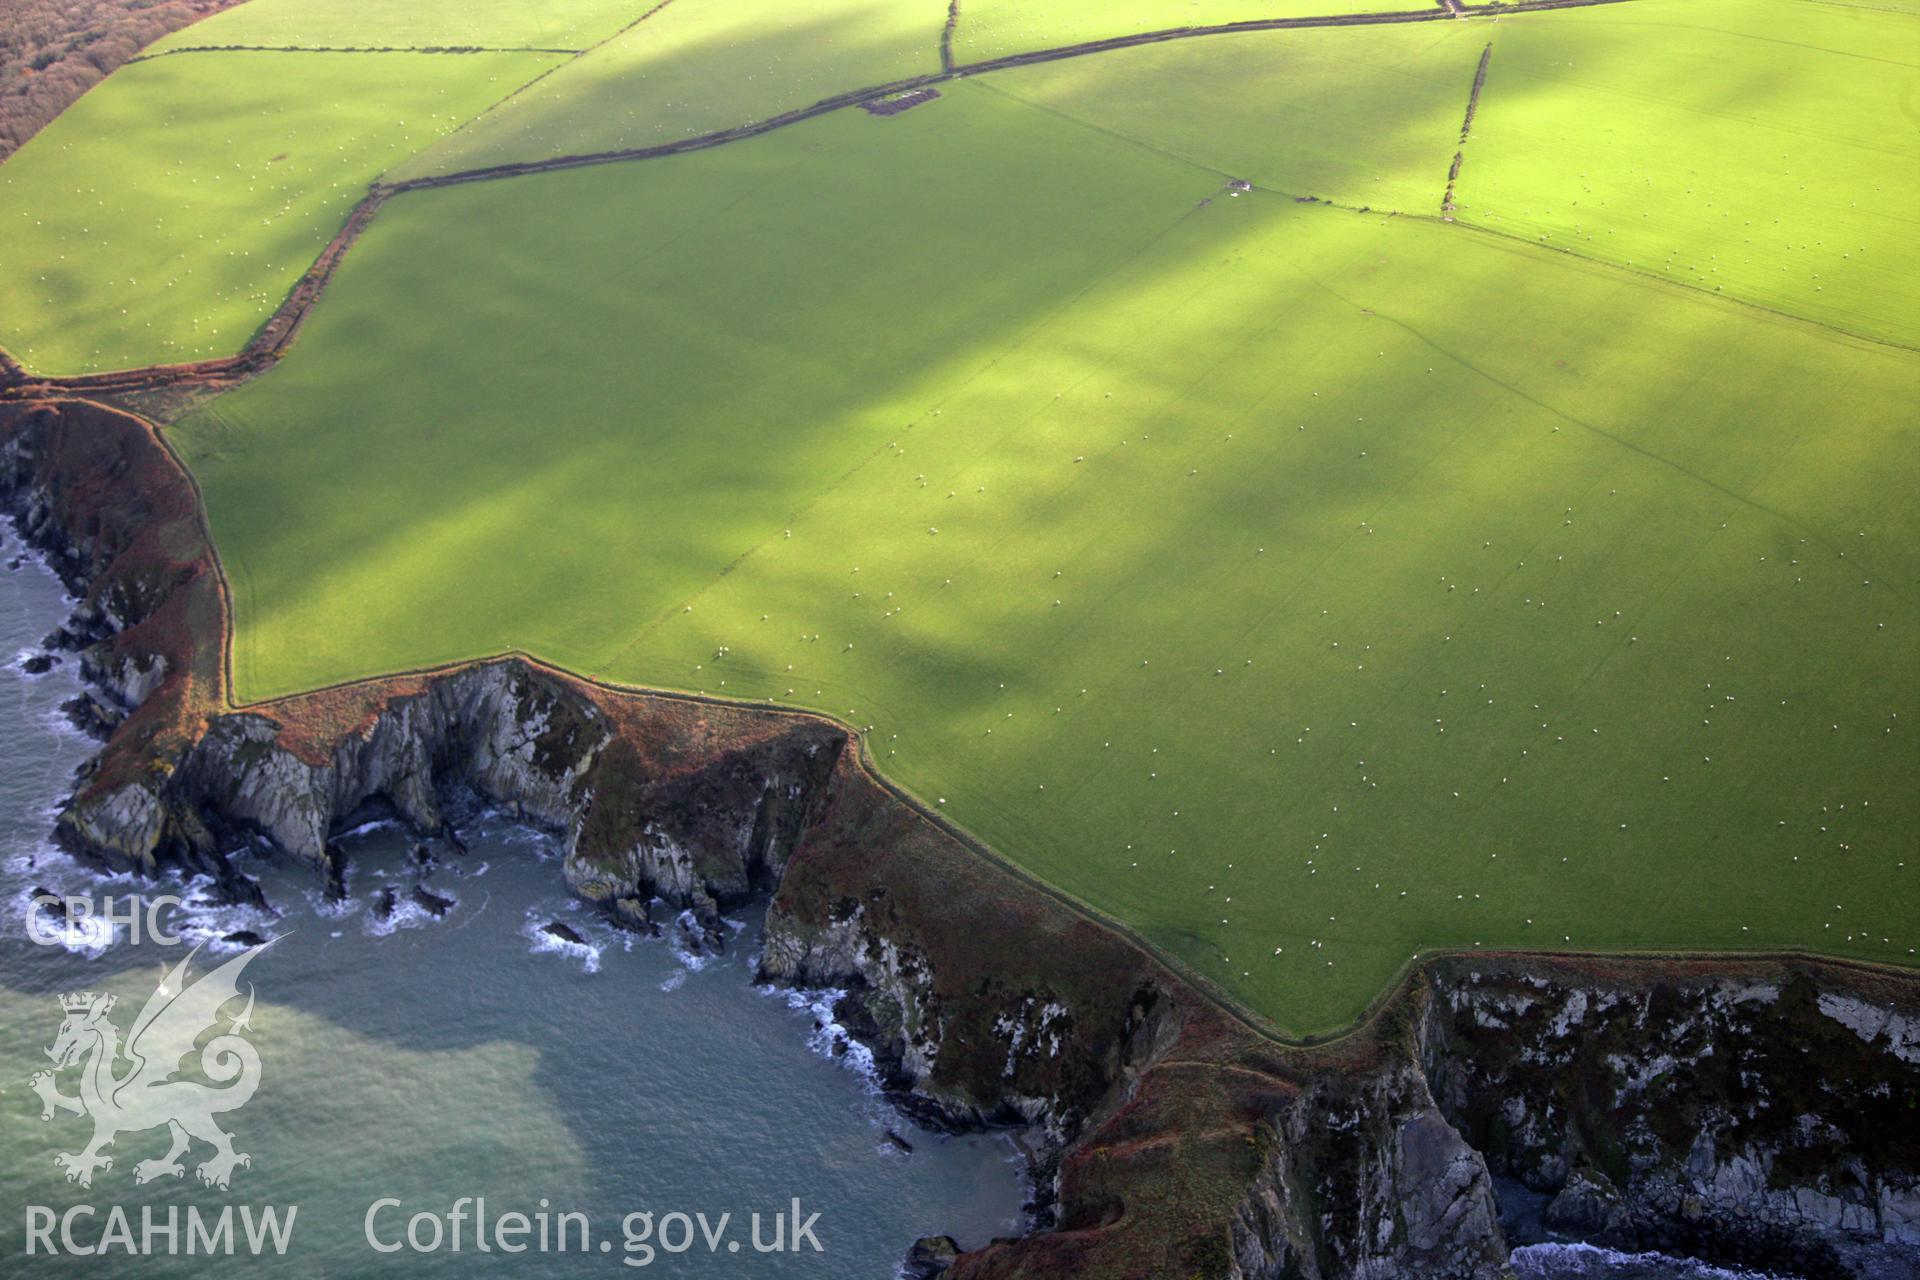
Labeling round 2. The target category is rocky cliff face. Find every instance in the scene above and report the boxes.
[8,397,1919,1280]
[158,664,606,870]
[1422,960,1920,1280]
[1226,1052,1509,1280]
[757,759,1193,1223]
[1219,960,1920,1280]
[58,653,847,939]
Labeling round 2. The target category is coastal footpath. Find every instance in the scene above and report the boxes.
[5,397,1917,1280]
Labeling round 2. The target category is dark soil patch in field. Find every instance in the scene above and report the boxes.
[862,87,942,116]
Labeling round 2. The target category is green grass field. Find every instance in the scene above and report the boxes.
[1456,0,1920,346]
[977,19,1487,212]
[177,85,1210,683]
[147,0,646,51]
[173,68,1918,1035]
[0,49,559,375]
[2,0,1914,1035]
[393,0,943,178]
[952,0,1423,62]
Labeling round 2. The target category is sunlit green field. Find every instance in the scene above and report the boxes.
[393,0,943,178]
[147,0,644,51]
[0,49,558,375]
[952,0,1422,61]
[1456,0,1920,346]
[3,0,1917,1035]
[176,74,1918,1035]
[177,86,1208,684]
[976,19,1487,212]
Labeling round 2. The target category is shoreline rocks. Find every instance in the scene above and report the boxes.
[541,920,588,947]
[411,886,455,918]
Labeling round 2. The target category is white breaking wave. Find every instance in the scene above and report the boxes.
[522,907,604,974]
[173,899,278,952]
[362,887,456,938]
[336,817,402,841]
[766,982,883,1094]
[1510,1242,1799,1280]
[12,885,115,956]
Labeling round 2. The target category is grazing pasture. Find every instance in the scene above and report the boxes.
[177,86,1209,685]
[0,49,560,375]
[1455,0,1920,346]
[392,0,943,178]
[174,78,1919,1035]
[147,0,644,51]
[977,19,1488,213]
[951,0,1421,62]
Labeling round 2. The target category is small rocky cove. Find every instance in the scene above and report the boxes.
[5,397,1918,1279]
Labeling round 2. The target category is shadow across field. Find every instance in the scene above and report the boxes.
[157,79,1920,1034]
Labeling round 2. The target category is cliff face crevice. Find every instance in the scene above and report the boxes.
[7,397,1919,1280]
[159,663,609,871]
[1226,1053,1509,1280]
[761,886,1188,1184]
[567,716,846,929]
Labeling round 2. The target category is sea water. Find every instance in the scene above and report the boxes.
[0,540,1025,1277]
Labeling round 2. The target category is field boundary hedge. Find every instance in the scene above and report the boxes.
[1442,41,1494,215]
